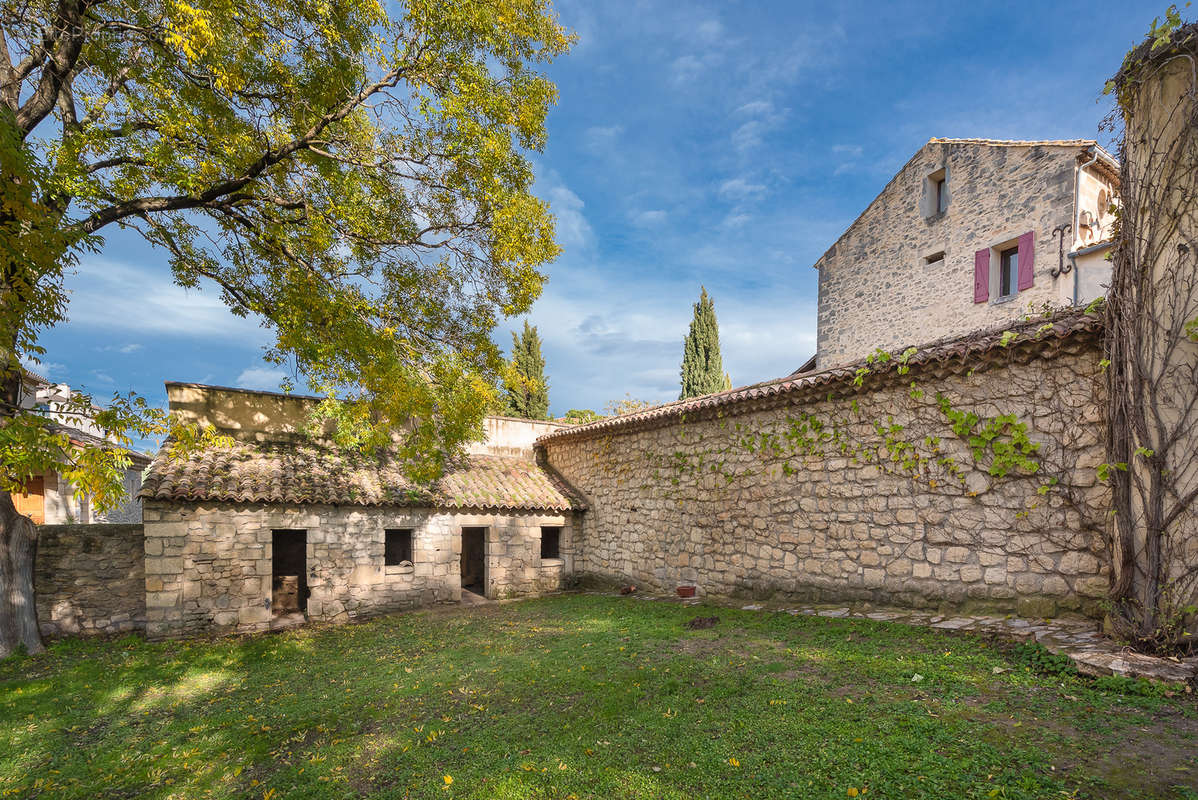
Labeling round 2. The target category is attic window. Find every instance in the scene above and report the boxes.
[540,526,561,560]
[924,251,946,266]
[385,529,413,566]
[923,168,948,217]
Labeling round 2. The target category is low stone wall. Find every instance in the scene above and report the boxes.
[143,502,576,639]
[35,524,145,638]
[543,328,1110,618]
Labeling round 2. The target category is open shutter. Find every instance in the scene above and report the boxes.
[973,249,990,303]
[1017,231,1035,290]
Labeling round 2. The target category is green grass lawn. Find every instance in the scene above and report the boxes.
[1,594,1196,799]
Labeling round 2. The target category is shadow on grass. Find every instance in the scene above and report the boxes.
[0,595,1194,799]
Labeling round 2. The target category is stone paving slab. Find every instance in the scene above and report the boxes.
[599,591,1197,685]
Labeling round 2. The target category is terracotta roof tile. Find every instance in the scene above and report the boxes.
[538,307,1103,446]
[141,442,583,512]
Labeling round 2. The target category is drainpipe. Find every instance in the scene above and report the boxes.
[1072,146,1102,305]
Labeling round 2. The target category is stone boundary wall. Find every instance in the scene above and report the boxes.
[34,524,146,638]
[543,326,1110,618]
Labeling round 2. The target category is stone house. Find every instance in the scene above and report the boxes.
[10,368,150,524]
[814,138,1119,368]
[139,383,583,639]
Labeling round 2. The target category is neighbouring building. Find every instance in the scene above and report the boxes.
[139,383,584,639]
[814,138,1119,368]
[10,368,150,524]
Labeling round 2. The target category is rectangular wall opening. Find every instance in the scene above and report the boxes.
[272,529,308,616]
[540,526,561,560]
[385,528,414,566]
[460,527,486,596]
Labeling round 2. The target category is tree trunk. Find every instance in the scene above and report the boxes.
[0,491,43,657]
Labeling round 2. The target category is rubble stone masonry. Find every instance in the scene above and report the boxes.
[815,140,1116,368]
[142,503,574,640]
[542,327,1110,617]
[34,524,145,638]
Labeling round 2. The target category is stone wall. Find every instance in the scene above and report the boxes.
[143,502,576,639]
[542,328,1110,617]
[34,524,145,638]
[814,140,1116,368]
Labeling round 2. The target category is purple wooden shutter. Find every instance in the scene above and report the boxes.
[973,249,990,303]
[1017,231,1035,291]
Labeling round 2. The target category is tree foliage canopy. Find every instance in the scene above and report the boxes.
[501,319,548,419]
[679,286,731,400]
[1,0,572,484]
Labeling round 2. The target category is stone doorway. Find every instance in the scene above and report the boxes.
[271,529,308,620]
[460,527,486,597]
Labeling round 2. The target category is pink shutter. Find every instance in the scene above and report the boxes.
[973,248,990,303]
[1017,231,1034,290]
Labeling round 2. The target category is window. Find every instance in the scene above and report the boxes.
[999,246,1019,298]
[924,250,946,267]
[385,529,413,566]
[923,168,948,217]
[540,526,561,560]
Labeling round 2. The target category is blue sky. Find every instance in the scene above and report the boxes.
[29,0,1161,423]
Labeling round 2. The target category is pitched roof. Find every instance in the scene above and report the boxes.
[927,137,1100,147]
[47,422,153,467]
[537,307,1103,446]
[140,441,583,512]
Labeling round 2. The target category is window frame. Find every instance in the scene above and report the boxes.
[384,528,414,567]
[998,246,1019,299]
[539,526,561,562]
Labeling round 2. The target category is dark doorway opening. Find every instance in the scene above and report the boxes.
[272,529,308,616]
[461,527,486,595]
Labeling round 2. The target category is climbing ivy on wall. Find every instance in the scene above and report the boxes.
[616,311,1107,545]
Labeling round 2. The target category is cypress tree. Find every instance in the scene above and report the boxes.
[679,287,732,399]
[502,321,550,419]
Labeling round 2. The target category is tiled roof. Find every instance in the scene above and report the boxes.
[928,137,1099,147]
[537,307,1103,446]
[46,422,153,467]
[141,441,583,512]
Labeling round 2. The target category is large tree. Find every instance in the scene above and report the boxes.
[501,319,548,418]
[679,286,731,399]
[0,0,571,656]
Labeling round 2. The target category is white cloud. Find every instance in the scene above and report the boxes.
[582,124,624,155]
[670,54,705,84]
[720,212,752,228]
[832,144,863,157]
[718,177,767,200]
[537,170,594,254]
[630,209,667,227]
[90,370,115,385]
[504,263,819,414]
[731,120,766,153]
[235,367,288,391]
[20,357,64,379]
[693,19,724,44]
[735,100,774,116]
[119,343,143,354]
[66,257,267,343]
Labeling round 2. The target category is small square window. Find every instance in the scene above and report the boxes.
[999,246,1019,298]
[924,250,946,266]
[385,529,413,566]
[540,526,561,560]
